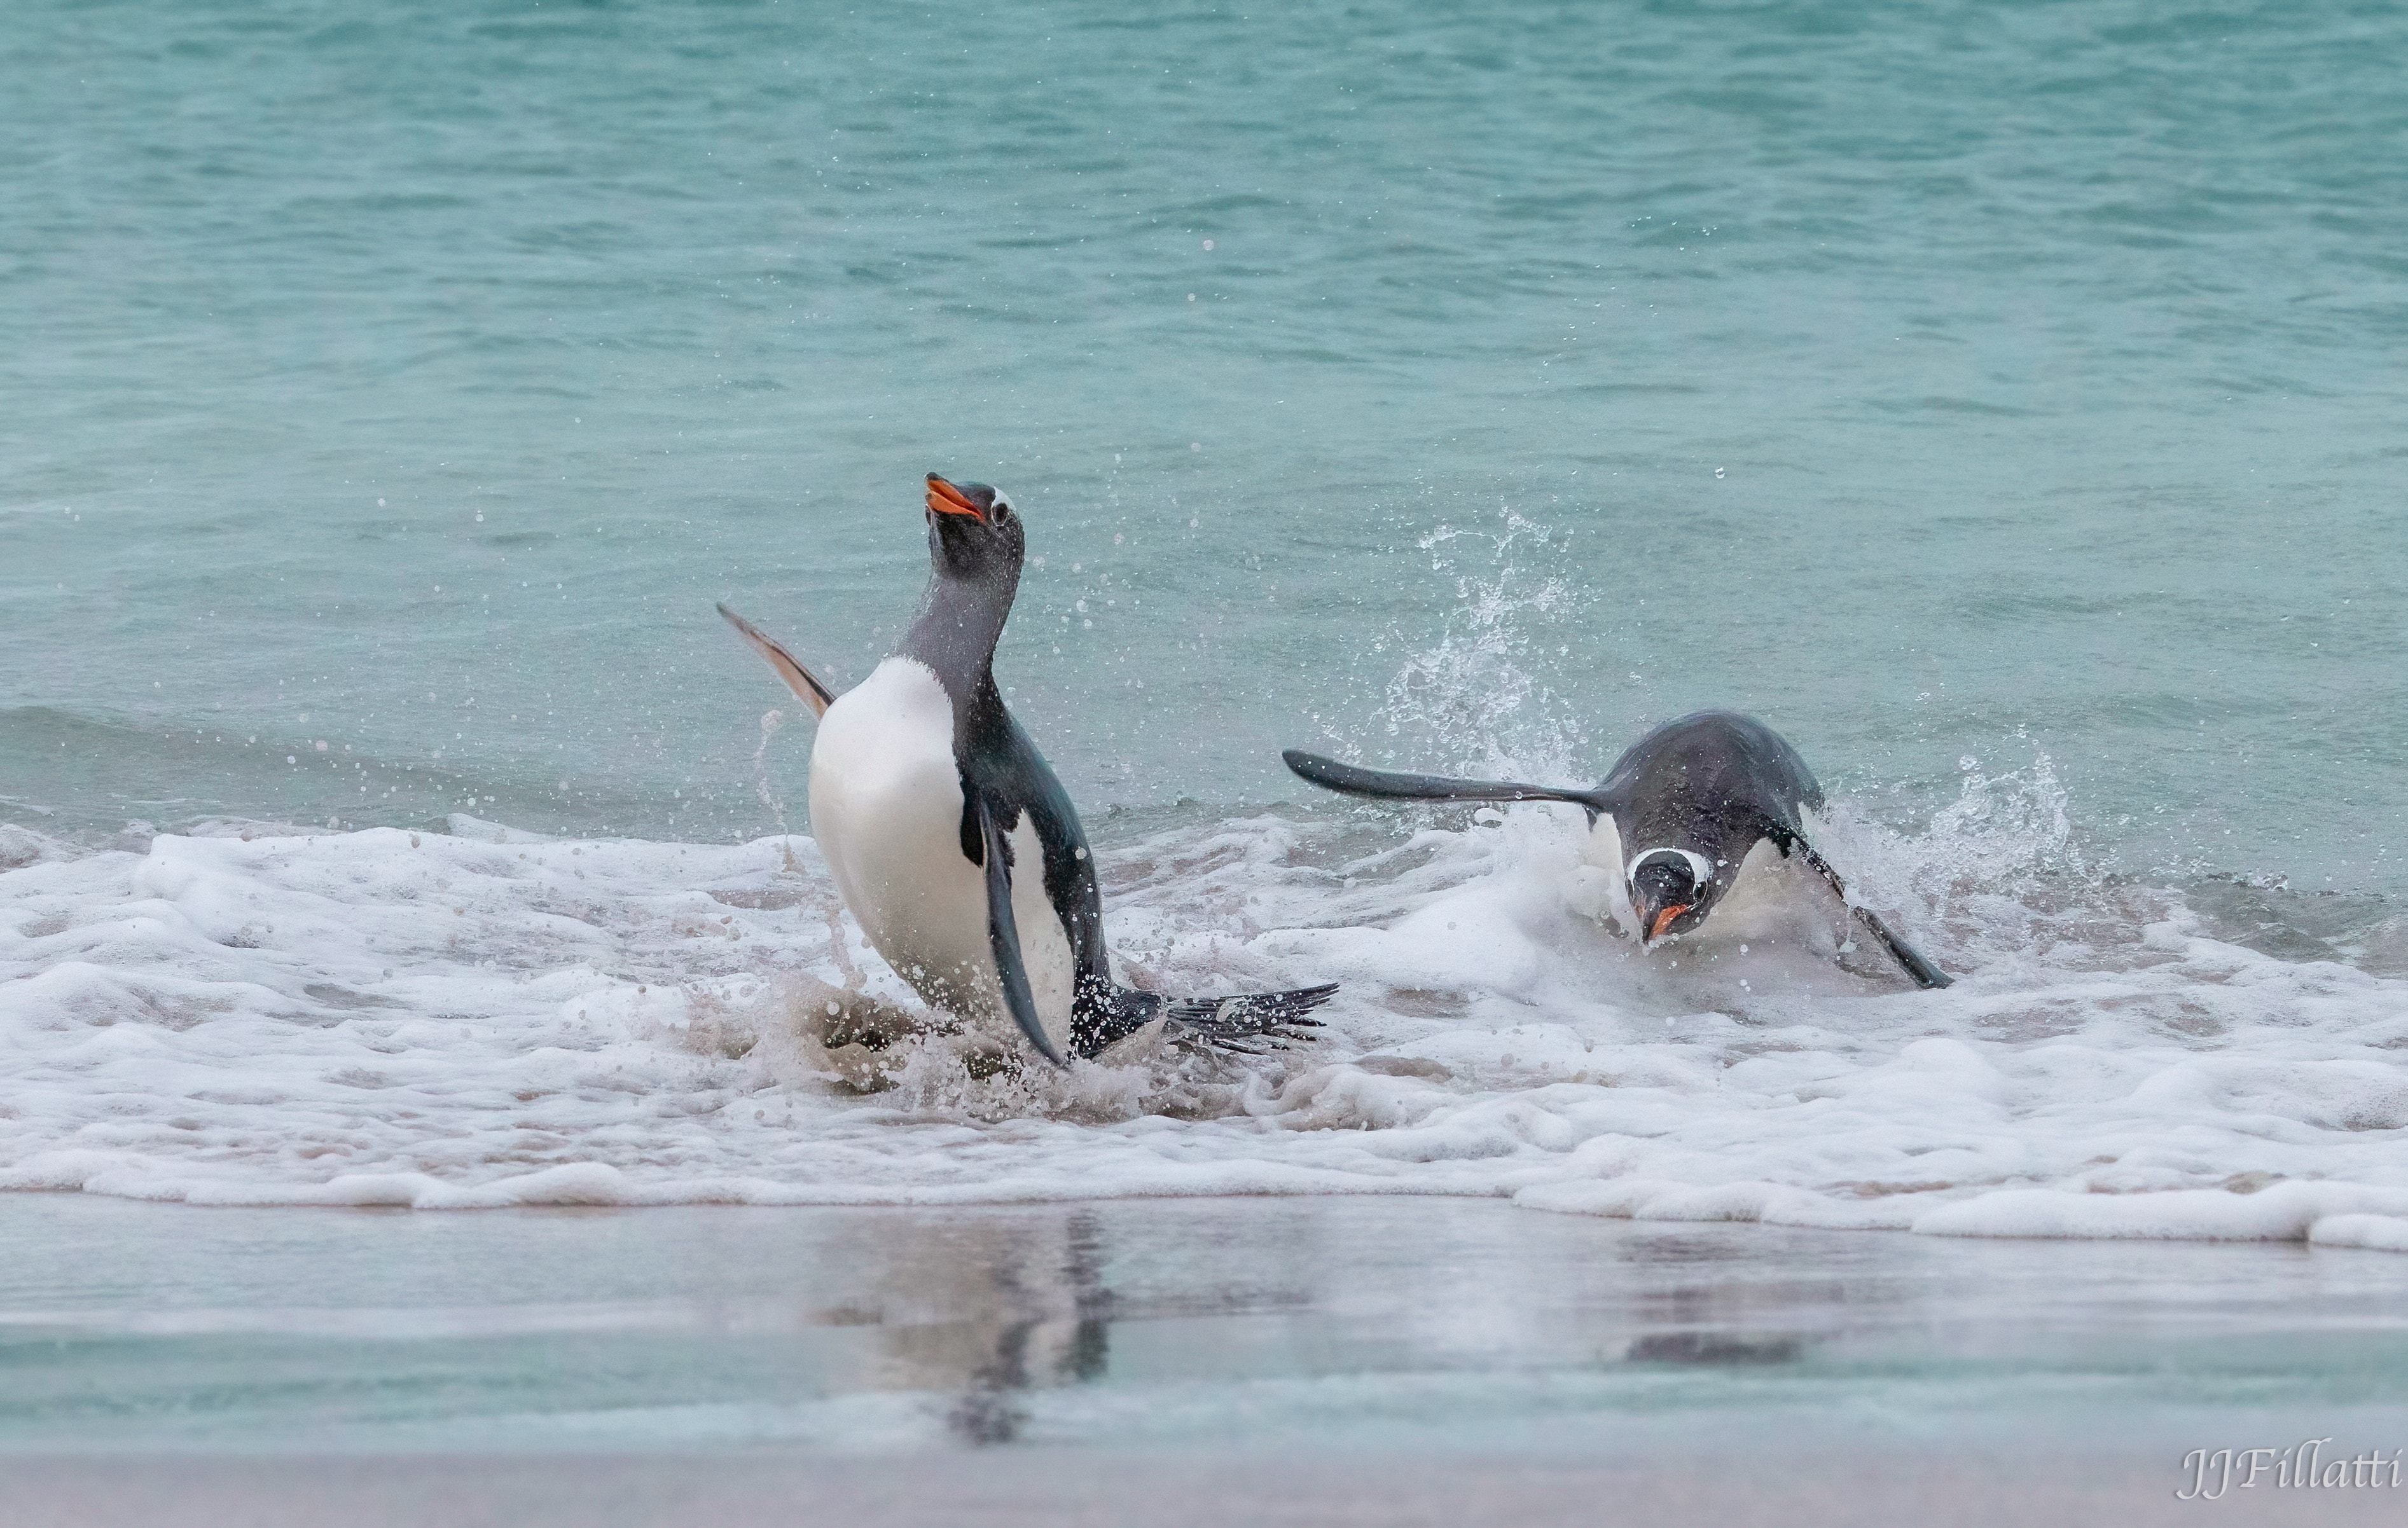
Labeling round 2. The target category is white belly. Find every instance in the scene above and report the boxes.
[1695,837,1837,951]
[809,657,1078,1055]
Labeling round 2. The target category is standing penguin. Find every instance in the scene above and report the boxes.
[721,473,1336,1066]
[1284,710,1951,988]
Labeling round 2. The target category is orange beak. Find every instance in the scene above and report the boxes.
[1648,905,1691,942]
[925,474,981,518]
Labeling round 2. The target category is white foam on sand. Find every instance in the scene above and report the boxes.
[3,784,2405,1251]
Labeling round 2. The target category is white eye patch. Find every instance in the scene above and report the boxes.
[1626,847,1714,888]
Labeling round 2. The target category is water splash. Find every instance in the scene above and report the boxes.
[1920,748,2097,892]
[1378,508,1588,784]
[1803,741,2129,973]
[1818,747,2094,904]
[752,708,806,875]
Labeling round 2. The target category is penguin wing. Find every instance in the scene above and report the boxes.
[1283,750,1608,811]
[717,603,838,718]
[976,792,1069,1067]
[1784,836,1953,989]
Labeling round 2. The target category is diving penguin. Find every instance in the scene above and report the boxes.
[1284,710,1952,989]
[721,472,1337,1066]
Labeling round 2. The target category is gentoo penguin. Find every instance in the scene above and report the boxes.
[1284,710,1952,988]
[721,472,1336,1066]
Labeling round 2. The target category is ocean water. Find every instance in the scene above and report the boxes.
[4,1,2407,1247]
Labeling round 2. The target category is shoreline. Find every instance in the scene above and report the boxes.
[10,1444,2407,1528]
[4,1197,2405,1459]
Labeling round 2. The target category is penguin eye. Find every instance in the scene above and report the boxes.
[991,498,1014,521]
[1628,847,1713,890]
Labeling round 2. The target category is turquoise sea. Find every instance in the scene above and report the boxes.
[6,0,2408,1476]
[9,0,2402,886]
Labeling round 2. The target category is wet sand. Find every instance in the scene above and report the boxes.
[3,1195,2405,1523]
[9,1443,2398,1528]
[10,1447,2407,1528]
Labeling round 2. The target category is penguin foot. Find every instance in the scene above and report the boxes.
[1073,982,1335,1059]
[1158,982,1338,1054]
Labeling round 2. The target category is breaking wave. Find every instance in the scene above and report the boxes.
[2,526,2402,1254]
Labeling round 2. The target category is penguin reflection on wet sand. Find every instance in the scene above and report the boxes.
[720,473,1336,1066]
[1284,710,1952,989]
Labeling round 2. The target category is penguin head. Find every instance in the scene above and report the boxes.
[1627,847,1717,944]
[923,473,1025,587]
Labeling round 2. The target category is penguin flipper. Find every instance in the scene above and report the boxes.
[717,603,838,718]
[1283,750,1604,810]
[1792,841,1954,989]
[976,794,1069,1067]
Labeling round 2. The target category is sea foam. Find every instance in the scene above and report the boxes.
[3,792,2403,1252]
